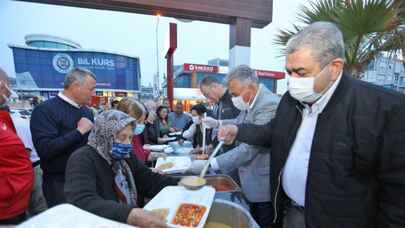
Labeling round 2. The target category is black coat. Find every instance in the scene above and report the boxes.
[182,121,212,148]
[144,119,160,144]
[30,96,93,175]
[64,145,178,223]
[213,89,240,154]
[236,74,405,228]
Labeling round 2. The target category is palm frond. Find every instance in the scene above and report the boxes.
[273,0,402,77]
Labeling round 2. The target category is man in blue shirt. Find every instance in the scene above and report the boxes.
[168,102,191,131]
[31,67,96,207]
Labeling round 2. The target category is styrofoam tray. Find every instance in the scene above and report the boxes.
[155,156,191,174]
[144,186,216,228]
[169,141,193,148]
[175,147,193,155]
[144,144,169,151]
[17,204,134,228]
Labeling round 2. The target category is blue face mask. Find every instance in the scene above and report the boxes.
[111,142,133,160]
[133,124,145,135]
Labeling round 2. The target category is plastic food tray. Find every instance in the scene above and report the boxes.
[144,186,216,228]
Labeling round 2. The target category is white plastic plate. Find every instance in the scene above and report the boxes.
[17,204,134,228]
[155,156,192,174]
[144,144,169,151]
[144,186,216,228]
[175,147,193,155]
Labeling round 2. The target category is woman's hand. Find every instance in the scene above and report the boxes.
[127,208,168,228]
[150,168,165,175]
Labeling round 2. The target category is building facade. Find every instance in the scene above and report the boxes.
[170,62,284,93]
[9,34,141,99]
[362,56,405,94]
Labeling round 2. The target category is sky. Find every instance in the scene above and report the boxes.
[0,0,314,94]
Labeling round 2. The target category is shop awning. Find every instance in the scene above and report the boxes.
[174,88,206,100]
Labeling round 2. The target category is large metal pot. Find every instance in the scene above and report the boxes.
[206,199,259,228]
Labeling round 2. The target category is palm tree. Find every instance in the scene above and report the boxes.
[275,0,405,78]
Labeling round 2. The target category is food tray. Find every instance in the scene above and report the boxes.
[17,204,133,228]
[144,186,215,228]
[155,156,192,174]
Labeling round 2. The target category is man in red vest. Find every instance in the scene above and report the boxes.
[0,68,34,225]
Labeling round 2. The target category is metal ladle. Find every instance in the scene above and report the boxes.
[180,141,224,190]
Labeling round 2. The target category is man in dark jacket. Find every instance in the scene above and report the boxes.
[200,76,240,154]
[31,67,96,207]
[219,21,405,228]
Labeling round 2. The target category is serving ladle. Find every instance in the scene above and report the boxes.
[179,141,224,190]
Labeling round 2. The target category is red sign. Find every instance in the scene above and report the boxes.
[255,70,285,79]
[184,63,219,73]
[90,96,108,107]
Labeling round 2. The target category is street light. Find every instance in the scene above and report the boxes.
[155,12,161,98]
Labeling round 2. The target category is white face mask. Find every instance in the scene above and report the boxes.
[287,65,331,103]
[192,116,200,124]
[231,95,250,111]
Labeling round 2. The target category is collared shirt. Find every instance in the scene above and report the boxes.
[168,112,191,130]
[282,72,343,206]
[58,92,80,109]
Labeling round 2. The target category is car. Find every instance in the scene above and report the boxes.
[10,109,32,119]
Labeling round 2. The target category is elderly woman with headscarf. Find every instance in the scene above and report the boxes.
[64,110,178,228]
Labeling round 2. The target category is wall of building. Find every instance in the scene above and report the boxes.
[10,46,141,93]
[362,56,405,94]
[173,71,277,93]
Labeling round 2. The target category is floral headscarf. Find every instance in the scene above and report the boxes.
[87,110,138,206]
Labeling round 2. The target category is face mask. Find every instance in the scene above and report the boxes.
[231,95,250,111]
[192,116,200,124]
[111,142,132,160]
[287,65,332,103]
[133,123,145,135]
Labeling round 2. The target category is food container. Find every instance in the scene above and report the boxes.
[155,156,192,174]
[144,186,216,228]
[172,174,249,209]
[205,175,240,193]
[205,199,259,228]
[17,204,133,228]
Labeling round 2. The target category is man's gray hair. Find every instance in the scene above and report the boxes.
[63,67,96,89]
[226,65,258,85]
[199,75,223,88]
[286,21,345,67]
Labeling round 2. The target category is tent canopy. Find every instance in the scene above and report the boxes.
[173,88,206,100]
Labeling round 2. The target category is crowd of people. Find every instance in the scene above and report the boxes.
[1,21,405,228]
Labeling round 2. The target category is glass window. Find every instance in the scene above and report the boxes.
[259,77,276,93]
